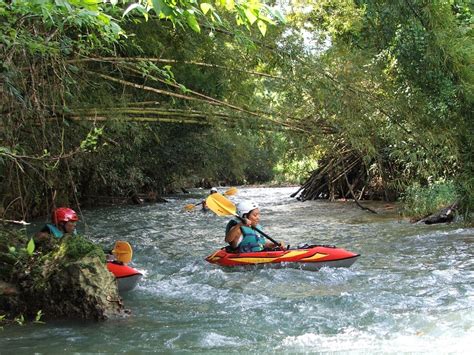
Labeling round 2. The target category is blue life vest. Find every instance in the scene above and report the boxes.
[225,219,266,252]
[45,223,64,238]
[44,224,77,239]
[238,225,265,252]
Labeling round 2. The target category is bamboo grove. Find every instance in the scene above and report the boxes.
[0,0,472,222]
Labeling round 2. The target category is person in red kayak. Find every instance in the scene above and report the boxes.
[35,207,79,242]
[225,200,283,252]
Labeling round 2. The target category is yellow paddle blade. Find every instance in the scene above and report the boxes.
[223,187,238,196]
[112,240,133,264]
[184,203,197,211]
[206,193,237,217]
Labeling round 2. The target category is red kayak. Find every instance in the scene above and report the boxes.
[205,244,360,271]
[107,261,143,292]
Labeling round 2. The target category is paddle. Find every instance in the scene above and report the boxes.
[205,193,283,249]
[112,240,133,264]
[184,187,238,211]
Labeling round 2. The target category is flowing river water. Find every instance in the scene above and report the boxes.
[2,187,473,353]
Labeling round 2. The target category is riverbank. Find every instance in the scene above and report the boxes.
[0,229,126,325]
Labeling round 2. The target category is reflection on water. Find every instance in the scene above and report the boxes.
[3,187,473,353]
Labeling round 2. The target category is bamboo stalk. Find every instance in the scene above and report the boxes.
[87,70,309,133]
[67,57,282,79]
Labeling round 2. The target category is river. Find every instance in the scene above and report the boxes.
[1,187,473,353]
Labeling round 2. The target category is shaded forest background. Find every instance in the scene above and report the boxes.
[1,0,472,222]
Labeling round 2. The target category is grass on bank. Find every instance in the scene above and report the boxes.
[401,180,459,220]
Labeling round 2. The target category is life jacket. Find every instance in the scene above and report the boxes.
[44,223,77,239]
[238,224,266,253]
[44,223,64,238]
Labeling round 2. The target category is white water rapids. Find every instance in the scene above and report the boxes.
[2,187,473,353]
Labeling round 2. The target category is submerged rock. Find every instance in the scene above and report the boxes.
[1,230,127,322]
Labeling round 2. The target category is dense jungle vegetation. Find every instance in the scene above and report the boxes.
[0,0,472,222]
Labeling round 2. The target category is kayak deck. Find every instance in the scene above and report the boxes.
[205,244,360,270]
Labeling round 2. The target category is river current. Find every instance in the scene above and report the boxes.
[2,187,473,353]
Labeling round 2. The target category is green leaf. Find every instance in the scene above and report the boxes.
[123,3,144,17]
[212,11,222,24]
[185,12,201,33]
[257,20,267,36]
[34,310,45,324]
[244,8,257,25]
[200,3,213,15]
[152,0,173,17]
[26,238,35,256]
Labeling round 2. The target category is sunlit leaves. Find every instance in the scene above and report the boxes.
[123,0,284,36]
[244,8,257,25]
[257,19,266,36]
[200,3,213,15]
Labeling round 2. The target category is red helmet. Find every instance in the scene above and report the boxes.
[53,207,79,224]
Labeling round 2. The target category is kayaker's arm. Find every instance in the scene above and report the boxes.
[225,218,250,248]
[225,223,243,248]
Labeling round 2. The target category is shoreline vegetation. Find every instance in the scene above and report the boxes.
[1,1,472,226]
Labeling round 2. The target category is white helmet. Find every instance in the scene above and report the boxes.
[236,200,259,218]
[210,187,218,193]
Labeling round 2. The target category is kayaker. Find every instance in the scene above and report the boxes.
[202,187,218,210]
[225,200,284,252]
[35,207,79,242]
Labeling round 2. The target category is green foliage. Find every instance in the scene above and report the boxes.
[124,0,284,36]
[0,310,44,327]
[1,230,34,262]
[0,0,291,220]
[272,0,473,213]
[401,180,459,220]
[61,235,105,261]
[80,127,104,152]
[14,314,25,326]
[3,0,470,224]
[33,310,45,324]
[274,155,318,185]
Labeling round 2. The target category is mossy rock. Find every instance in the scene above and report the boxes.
[1,231,126,321]
[32,256,125,320]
